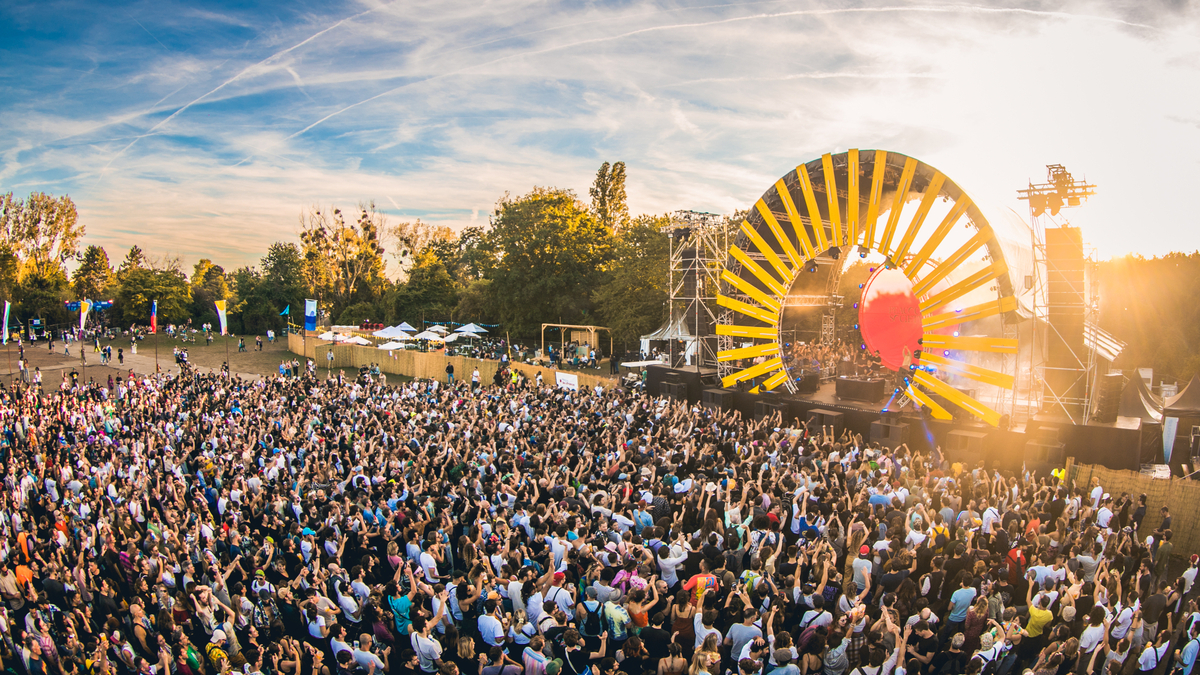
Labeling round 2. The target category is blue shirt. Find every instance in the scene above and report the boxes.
[1182,637,1200,675]
[948,587,977,622]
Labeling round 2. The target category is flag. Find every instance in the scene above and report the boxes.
[80,299,92,334]
[150,300,158,334]
[280,305,289,316]
[215,300,228,335]
[1,301,8,346]
[304,299,317,332]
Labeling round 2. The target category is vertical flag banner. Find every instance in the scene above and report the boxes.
[215,300,228,335]
[150,300,158,333]
[2,301,9,345]
[304,299,317,332]
[79,299,92,334]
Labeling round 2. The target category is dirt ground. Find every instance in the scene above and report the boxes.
[1,333,358,387]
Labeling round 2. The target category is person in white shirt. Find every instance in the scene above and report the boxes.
[1090,478,1104,509]
[354,634,390,672]
[1184,556,1200,594]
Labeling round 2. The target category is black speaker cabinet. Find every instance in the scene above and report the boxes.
[662,381,687,402]
[807,409,845,437]
[701,388,733,412]
[870,421,909,449]
[754,400,788,422]
[945,429,987,466]
[1024,440,1066,470]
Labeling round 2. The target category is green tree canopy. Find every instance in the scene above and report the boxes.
[117,266,190,326]
[487,187,614,337]
[592,215,669,345]
[590,161,629,234]
[73,245,114,301]
[393,251,458,323]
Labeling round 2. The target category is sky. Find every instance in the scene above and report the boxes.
[1,0,1197,272]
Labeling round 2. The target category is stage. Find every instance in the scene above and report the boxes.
[646,364,1144,472]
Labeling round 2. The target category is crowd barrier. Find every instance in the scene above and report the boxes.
[288,332,618,390]
[1068,459,1200,559]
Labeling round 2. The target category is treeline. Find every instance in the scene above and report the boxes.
[1098,252,1200,382]
[1,162,675,345]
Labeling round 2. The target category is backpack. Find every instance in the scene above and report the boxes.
[795,610,827,652]
[580,600,603,636]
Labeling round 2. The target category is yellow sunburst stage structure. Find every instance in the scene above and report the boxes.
[716,150,1020,428]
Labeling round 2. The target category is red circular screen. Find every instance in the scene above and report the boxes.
[858,267,923,371]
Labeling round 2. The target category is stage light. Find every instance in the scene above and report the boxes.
[953,331,959,337]
[1030,193,1047,217]
[829,246,841,261]
[861,344,866,349]
[1048,193,1064,216]
[893,389,899,394]
[853,324,859,330]
[869,267,875,272]
[859,283,864,289]
[944,350,950,356]
[853,302,859,309]
[808,262,818,273]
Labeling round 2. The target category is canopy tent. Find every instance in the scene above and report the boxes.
[398,322,418,332]
[1118,375,1163,422]
[317,331,351,342]
[1165,374,1200,416]
[378,341,407,350]
[373,325,411,338]
[455,323,488,334]
[346,336,372,346]
[413,330,445,341]
[442,333,460,343]
[640,314,697,364]
[428,325,449,334]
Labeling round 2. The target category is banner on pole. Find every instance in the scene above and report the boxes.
[1164,416,1179,464]
[215,300,228,335]
[79,299,92,334]
[304,299,317,332]
[2,301,9,345]
[280,305,290,316]
[150,299,158,334]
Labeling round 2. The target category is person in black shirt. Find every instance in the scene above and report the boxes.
[906,621,939,673]
[638,613,671,663]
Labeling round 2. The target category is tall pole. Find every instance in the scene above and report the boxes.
[154,324,159,373]
[225,332,230,378]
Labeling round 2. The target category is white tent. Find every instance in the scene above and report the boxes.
[428,325,449,334]
[317,331,352,342]
[347,336,372,346]
[378,341,407,350]
[398,322,418,332]
[455,323,488,334]
[374,325,409,338]
[443,333,460,343]
[413,330,445,341]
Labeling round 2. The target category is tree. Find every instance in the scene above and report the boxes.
[299,201,386,313]
[590,161,629,234]
[388,219,455,280]
[190,258,230,322]
[393,251,458,323]
[73,245,114,301]
[259,242,307,312]
[0,192,84,278]
[592,215,669,345]
[487,187,614,336]
[117,267,190,327]
[117,245,148,282]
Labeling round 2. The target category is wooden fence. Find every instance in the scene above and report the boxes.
[287,332,618,390]
[1068,460,1200,558]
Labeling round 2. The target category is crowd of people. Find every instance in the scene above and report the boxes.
[0,363,1197,675]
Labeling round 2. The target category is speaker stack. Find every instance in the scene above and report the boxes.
[1043,227,1087,420]
[870,411,909,449]
[1091,373,1125,423]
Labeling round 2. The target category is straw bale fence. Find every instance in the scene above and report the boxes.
[1068,459,1200,559]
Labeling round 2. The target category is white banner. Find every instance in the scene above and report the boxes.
[1164,416,1179,464]
[555,371,579,391]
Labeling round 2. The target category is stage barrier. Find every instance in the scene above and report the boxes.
[1069,459,1200,559]
[288,332,617,390]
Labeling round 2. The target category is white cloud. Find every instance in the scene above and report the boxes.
[1,0,1197,269]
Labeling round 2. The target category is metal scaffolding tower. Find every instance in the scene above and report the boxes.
[667,211,729,369]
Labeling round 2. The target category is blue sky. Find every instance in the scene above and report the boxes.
[1,0,1197,272]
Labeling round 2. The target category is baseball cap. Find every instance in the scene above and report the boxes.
[553,572,565,582]
[211,629,227,643]
[545,660,564,675]
[860,545,870,555]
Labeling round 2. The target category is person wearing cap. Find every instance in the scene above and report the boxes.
[852,544,873,595]
[205,630,230,674]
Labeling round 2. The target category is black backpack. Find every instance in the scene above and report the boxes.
[580,599,603,636]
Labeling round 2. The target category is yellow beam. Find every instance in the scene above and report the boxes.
[891,172,946,264]
[863,150,887,248]
[920,333,1018,354]
[718,295,779,325]
[905,195,972,278]
[717,324,777,340]
[846,149,860,247]
[774,180,817,260]
[729,245,787,296]
[718,342,780,362]
[913,371,1002,426]
[822,153,843,247]
[740,220,792,282]
[762,369,790,391]
[911,227,993,297]
[919,259,1008,313]
[796,165,829,252]
[721,270,781,313]
[879,156,917,256]
[756,199,803,270]
[922,295,1018,331]
[907,384,953,420]
[918,352,1014,389]
[721,357,783,388]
